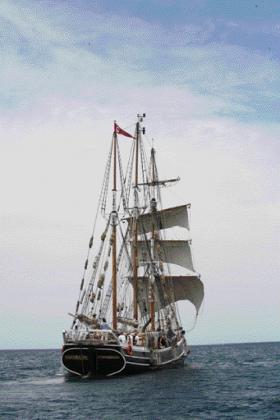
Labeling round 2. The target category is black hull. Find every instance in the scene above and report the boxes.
[62,343,185,378]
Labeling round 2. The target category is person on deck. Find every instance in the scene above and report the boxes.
[167,326,176,345]
[125,335,133,355]
[90,313,99,328]
[118,332,127,345]
[135,333,145,346]
[132,331,137,346]
[158,334,168,349]
[100,318,110,330]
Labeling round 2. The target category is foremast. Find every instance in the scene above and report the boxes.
[112,123,118,330]
[147,146,182,332]
[130,116,184,332]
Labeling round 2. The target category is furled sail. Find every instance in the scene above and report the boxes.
[127,204,190,234]
[135,274,204,315]
[137,239,194,271]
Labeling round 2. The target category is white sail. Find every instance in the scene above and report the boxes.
[135,274,204,314]
[163,275,204,314]
[127,204,190,234]
[138,239,194,271]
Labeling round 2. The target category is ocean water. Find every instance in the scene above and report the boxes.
[0,342,279,419]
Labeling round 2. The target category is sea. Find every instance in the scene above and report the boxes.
[0,342,279,419]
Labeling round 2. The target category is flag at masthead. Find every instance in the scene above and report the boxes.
[114,122,134,138]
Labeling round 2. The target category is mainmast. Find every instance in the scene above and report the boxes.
[132,113,146,321]
[112,123,118,330]
[150,147,156,331]
[132,118,139,321]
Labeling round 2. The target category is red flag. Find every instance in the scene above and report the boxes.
[114,123,134,139]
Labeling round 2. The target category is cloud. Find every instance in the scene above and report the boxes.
[1,0,280,122]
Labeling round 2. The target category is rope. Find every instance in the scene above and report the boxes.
[80,216,111,315]
[116,138,128,213]
[101,138,113,216]
[71,140,113,328]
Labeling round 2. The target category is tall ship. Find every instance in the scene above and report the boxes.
[62,114,204,377]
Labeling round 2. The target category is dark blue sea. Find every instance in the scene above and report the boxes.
[0,342,279,419]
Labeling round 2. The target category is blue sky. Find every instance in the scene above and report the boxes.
[1,0,280,120]
[0,0,279,348]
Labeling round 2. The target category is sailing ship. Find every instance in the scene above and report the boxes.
[61,114,204,377]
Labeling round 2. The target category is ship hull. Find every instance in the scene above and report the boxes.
[62,343,186,378]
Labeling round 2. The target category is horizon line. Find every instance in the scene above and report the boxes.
[1,339,279,351]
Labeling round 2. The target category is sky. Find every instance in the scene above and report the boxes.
[0,0,279,349]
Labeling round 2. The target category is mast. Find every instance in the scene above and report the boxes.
[132,117,139,321]
[112,123,117,330]
[132,113,146,320]
[150,147,156,331]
